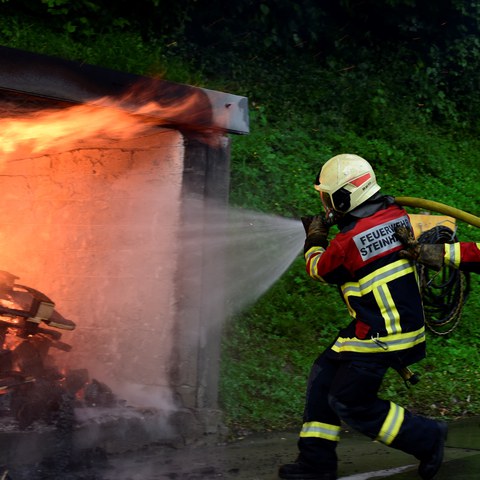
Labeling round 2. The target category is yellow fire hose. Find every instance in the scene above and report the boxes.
[394,196,480,229]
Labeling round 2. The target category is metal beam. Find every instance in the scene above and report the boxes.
[0,46,249,135]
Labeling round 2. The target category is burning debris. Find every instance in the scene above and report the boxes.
[0,269,75,428]
[0,271,130,479]
[0,270,120,429]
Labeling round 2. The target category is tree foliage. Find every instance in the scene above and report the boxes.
[2,0,478,52]
[2,0,479,126]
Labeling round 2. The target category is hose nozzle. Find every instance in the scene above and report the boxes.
[396,366,420,386]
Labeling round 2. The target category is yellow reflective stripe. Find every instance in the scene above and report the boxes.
[374,284,401,334]
[342,259,414,299]
[444,243,461,268]
[340,259,414,337]
[331,326,425,353]
[376,401,405,445]
[300,421,341,442]
[305,247,326,281]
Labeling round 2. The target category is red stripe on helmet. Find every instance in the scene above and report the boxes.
[350,172,371,187]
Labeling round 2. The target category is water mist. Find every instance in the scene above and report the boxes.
[181,201,306,319]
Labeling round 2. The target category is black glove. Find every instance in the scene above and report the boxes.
[395,226,445,270]
[303,215,329,253]
[301,216,314,234]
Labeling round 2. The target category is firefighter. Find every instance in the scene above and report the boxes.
[279,154,447,480]
[395,225,480,273]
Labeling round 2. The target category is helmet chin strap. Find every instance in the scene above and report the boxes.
[319,193,342,226]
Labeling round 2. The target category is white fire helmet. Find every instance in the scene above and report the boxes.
[314,154,381,214]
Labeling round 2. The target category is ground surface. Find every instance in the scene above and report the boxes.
[72,417,480,479]
[3,417,480,479]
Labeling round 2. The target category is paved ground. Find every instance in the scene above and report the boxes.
[3,416,480,479]
[92,416,480,479]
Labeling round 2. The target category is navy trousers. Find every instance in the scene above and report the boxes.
[297,351,441,472]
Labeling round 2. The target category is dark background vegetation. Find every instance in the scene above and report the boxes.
[1,0,479,435]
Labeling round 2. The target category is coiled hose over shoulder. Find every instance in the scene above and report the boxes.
[394,196,479,335]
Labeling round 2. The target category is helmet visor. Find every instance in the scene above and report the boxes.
[320,192,334,213]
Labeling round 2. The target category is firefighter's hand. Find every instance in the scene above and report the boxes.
[301,216,314,234]
[395,226,419,258]
[304,215,329,253]
[395,226,444,270]
[308,215,329,238]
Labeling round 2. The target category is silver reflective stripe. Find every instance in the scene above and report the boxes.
[376,284,400,334]
[342,260,413,297]
[376,401,405,445]
[445,243,460,268]
[305,247,326,281]
[300,421,341,442]
[331,328,425,353]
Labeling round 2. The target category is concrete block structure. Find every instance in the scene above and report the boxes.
[0,46,249,446]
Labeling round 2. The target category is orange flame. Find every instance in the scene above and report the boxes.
[0,104,150,157]
[0,81,219,164]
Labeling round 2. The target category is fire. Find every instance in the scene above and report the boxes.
[0,273,79,426]
[0,104,152,158]
[0,80,220,165]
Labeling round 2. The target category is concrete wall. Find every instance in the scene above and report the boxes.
[0,129,185,410]
[172,137,231,416]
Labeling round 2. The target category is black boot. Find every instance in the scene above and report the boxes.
[418,421,448,480]
[278,461,337,480]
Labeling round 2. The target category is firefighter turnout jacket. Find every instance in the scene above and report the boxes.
[445,242,480,273]
[305,198,425,368]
